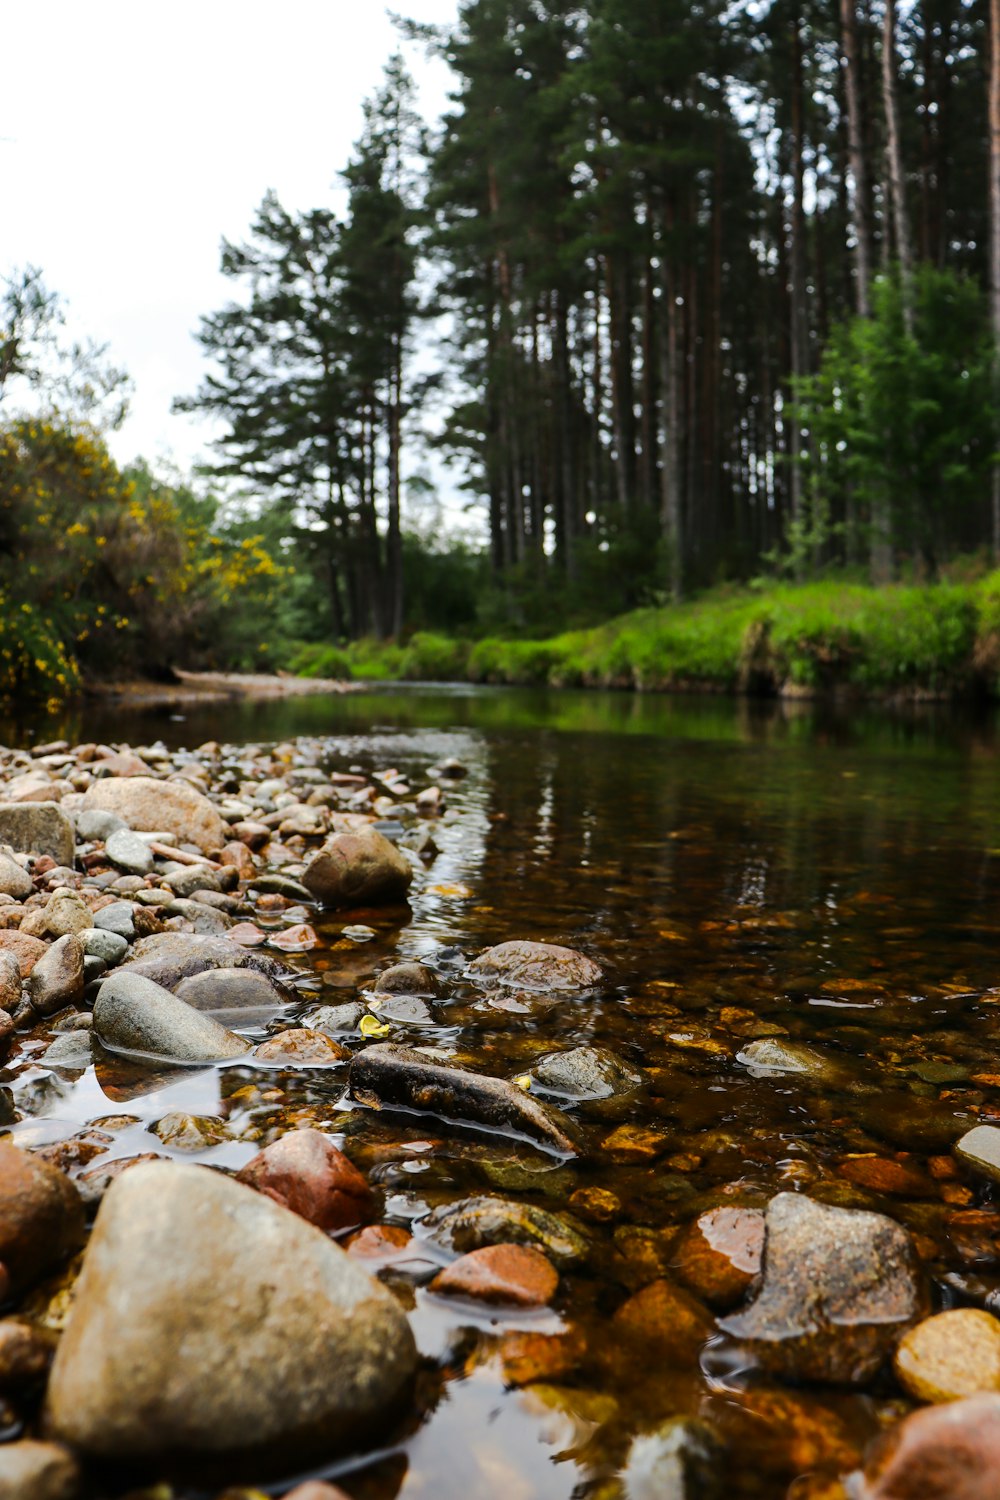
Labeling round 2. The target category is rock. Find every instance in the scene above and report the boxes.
[894,1308,1000,1403]
[468,940,602,992]
[0,1143,84,1295]
[175,967,289,1016]
[613,1279,715,1361]
[116,931,288,990]
[92,901,135,941]
[859,1393,1000,1499]
[422,1195,589,1270]
[78,928,128,966]
[349,1043,581,1156]
[302,828,412,909]
[718,1192,926,1385]
[0,1440,81,1500]
[0,952,21,1011]
[281,1484,353,1500]
[301,1002,366,1034]
[737,1037,856,1087]
[430,1244,558,1306]
[151,1113,228,1151]
[74,809,127,842]
[255,1029,350,1066]
[955,1125,1000,1185]
[44,1161,417,1468]
[41,1032,93,1070]
[371,962,444,997]
[0,805,75,867]
[532,1045,641,1100]
[838,1156,935,1197]
[672,1206,765,1310]
[236,1129,374,1233]
[163,863,223,898]
[0,1319,56,1391]
[26,936,85,1016]
[0,854,31,901]
[37,890,91,939]
[619,1417,726,1500]
[103,828,155,876]
[219,839,256,881]
[92,751,151,777]
[82,776,226,855]
[93,972,250,1063]
[0,931,48,977]
[251,873,312,900]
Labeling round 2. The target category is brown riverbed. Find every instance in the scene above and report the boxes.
[6,686,1000,1497]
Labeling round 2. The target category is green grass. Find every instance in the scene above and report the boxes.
[284,575,1000,699]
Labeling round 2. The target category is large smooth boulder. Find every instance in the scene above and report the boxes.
[303,828,412,909]
[45,1161,416,1469]
[0,804,74,867]
[81,777,226,855]
[467,940,602,992]
[718,1193,926,1385]
[93,972,250,1063]
[0,1143,84,1296]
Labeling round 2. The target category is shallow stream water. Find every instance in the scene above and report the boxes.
[10,685,1000,1498]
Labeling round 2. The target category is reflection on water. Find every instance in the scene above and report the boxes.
[10,686,1000,1496]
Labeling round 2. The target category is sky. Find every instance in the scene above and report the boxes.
[2,0,459,476]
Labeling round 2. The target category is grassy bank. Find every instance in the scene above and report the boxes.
[286,577,1000,699]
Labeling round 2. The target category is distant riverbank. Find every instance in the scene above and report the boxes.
[288,577,1000,702]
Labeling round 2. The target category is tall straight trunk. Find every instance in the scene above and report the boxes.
[841,0,873,316]
[658,199,683,598]
[991,0,1000,557]
[386,352,404,638]
[883,0,915,333]
[552,291,577,577]
[789,11,810,539]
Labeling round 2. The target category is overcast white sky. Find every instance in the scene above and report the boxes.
[2,1,459,476]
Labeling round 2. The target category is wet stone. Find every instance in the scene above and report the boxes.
[174,966,289,1014]
[718,1192,927,1385]
[117,930,288,990]
[0,1440,81,1500]
[301,1001,366,1034]
[617,1417,726,1500]
[422,1195,590,1270]
[612,1278,715,1361]
[467,939,602,992]
[371,961,444,997]
[254,1029,351,1066]
[954,1124,1000,1185]
[672,1205,765,1310]
[430,1243,558,1306]
[737,1037,856,1087]
[859,1393,1000,1499]
[302,827,412,908]
[26,936,85,1016]
[151,1112,229,1151]
[236,1128,374,1233]
[532,1045,641,1100]
[0,1143,84,1296]
[93,971,251,1063]
[894,1308,1000,1403]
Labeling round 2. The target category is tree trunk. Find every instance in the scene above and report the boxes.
[658,199,683,599]
[991,0,1000,558]
[883,0,915,334]
[841,0,873,317]
[789,10,810,541]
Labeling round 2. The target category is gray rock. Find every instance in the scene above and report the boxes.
[301,1002,366,1034]
[26,936,85,1016]
[303,827,412,909]
[103,829,154,877]
[174,967,290,1016]
[250,874,314,902]
[0,805,75,867]
[0,952,21,1012]
[93,973,250,1063]
[349,1044,581,1157]
[619,1418,725,1500]
[79,929,128,966]
[163,864,223,898]
[533,1046,641,1100]
[736,1037,857,1088]
[0,1439,81,1500]
[44,1161,416,1468]
[371,995,435,1026]
[93,903,135,941]
[718,1192,927,1385]
[0,853,32,901]
[422,1194,590,1270]
[161,898,233,935]
[41,1032,93,1071]
[468,940,602,993]
[955,1125,1000,1184]
[116,931,288,990]
[371,961,444,997]
[75,809,127,842]
[82,955,106,985]
[81,777,226,855]
[37,890,90,939]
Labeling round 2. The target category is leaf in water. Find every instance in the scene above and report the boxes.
[513,1074,532,1091]
[428,882,472,898]
[360,1014,391,1038]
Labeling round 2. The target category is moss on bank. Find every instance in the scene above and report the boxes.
[288,577,1000,699]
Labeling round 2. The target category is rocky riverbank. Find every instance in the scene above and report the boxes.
[0,734,998,1496]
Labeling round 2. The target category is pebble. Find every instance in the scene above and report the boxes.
[26,935,85,1015]
[92,901,135,940]
[894,1308,1000,1402]
[104,828,155,875]
[0,1143,84,1296]
[0,1318,56,1390]
[0,1440,81,1500]
[0,804,75,867]
[78,928,128,966]
[468,939,602,992]
[532,1045,641,1100]
[859,1392,1000,1498]
[236,1129,374,1232]
[672,1206,765,1309]
[93,971,251,1063]
[0,853,32,902]
[423,1195,590,1270]
[302,827,413,908]
[0,952,21,1011]
[430,1243,558,1306]
[613,1278,715,1361]
[954,1124,1000,1185]
[254,1029,351,1066]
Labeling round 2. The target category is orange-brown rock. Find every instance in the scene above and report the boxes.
[859,1392,1000,1499]
[345,1224,413,1259]
[430,1244,558,1307]
[219,840,256,881]
[0,1318,57,1390]
[0,929,48,976]
[838,1156,935,1198]
[499,1328,587,1387]
[894,1308,1000,1403]
[236,1129,374,1234]
[672,1206,765,1309]
[0,1143,84,1295]
[254,1029,351,1066]
[601,1123,670,1160]
[612,1278,714,1360]
[719,1385,859,1480]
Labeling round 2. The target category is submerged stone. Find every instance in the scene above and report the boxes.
[532,1045,641,1100]
[894,1308,1000,1403]
[44,1161,417,1470]
[955,1125,1000,1185]
[467,939,602,992]
[859,1393,1000,1499]
[618,1416,726,1500]
[421,1194,589,1270]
